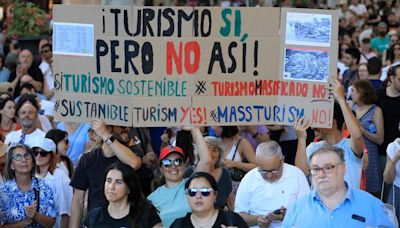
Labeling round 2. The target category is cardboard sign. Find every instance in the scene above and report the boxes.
[53,6,338,127]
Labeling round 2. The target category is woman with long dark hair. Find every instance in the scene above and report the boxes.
[45,129,74,178]
[0,97,20,143]
[83,161,162,227]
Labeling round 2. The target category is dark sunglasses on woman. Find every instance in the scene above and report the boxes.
[187,188,214,197]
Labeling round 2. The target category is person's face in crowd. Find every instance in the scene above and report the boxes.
[207,144,220,168]
[390,67,400,92]
[57,136,69,156]
[257,154,284,183]
[361,41,371,51]
[1,100,16,120]
[351,86,362,104]
[19,87,35,96]
[34,148,50,169]
[104,169,129,203]
[312,126,332,140]
[310,152,345,194]
[18,103,38,130]
[10,147,33,175]
[393,44,400,56]
[342,34,352,46]
[161,153,185,183]
[378,26,387,37]
[212,126,223,137]
[351,0,359,5]
[340,44,350,59]
[38,39,49,54]
[40,46,52,62]
[187,177,217,213]
[357,64,369,80]
[342,53,355,67]
[112,126,130,144]
[18,50,33,66]
[388,14,397,24]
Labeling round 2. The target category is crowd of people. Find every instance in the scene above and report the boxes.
[0,0,400,227]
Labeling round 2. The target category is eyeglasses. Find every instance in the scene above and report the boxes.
[309,163,343,175]
[161,158,184,168]
[187,187,214,197]
[258,161,283,176]
[41,50,51,54]
[13,153,32,161]
[34,150,50,157]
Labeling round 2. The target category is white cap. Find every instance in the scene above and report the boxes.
[31,138,56,153]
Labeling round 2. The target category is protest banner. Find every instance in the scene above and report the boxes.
[53,6,338,127]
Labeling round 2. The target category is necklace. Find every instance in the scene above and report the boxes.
[190,210,219,228]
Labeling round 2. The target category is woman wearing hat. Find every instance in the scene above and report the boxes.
[32,138,73,228]
[147,127,211,227]
[0,143,57,227]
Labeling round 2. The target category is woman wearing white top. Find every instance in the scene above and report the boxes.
[383,121,400,220]
[32,138,73,228]
[45,129,74,178]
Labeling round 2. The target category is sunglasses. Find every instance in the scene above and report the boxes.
[13,153,32,161]
[161,158,184,167]
[41,49,51,54]
[34,150,50,157]
[187,188,214,197]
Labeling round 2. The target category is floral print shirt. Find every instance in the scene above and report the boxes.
[0,177,58,227]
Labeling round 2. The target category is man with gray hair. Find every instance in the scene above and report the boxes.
[235,141,310,228]
[283,145,394,228]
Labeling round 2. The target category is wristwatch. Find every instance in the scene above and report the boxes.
[105,135,115,145]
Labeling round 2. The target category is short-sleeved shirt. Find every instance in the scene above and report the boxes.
[0,177,58,227]
[170,210,249,228]
[4,128,45,147]
[147,179,191,227]
[387,139,400,187]
[306,138,363,189]
[70,148,120,212]
[234,164,310,228]
[282,187,395,228]
[83,204,161,228]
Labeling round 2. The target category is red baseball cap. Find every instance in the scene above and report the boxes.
[159,146,185,160]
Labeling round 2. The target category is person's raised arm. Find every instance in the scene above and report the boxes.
[294,117,311,176]
[190,126,212,173]
[330,76,364,157]
[383,150,400,184]
[91,119,142,170]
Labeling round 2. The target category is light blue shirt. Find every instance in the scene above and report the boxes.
[282,187,394,228]
[147,179,191,227]
[57,122,90,165]
[306,138,362,189]
[0,68,10,82]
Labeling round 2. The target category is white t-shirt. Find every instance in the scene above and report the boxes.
[387,138,400,187]
[235,164,310,228]
[37,167,73,228]
[349,4,367,26]
[4,129,45,147]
